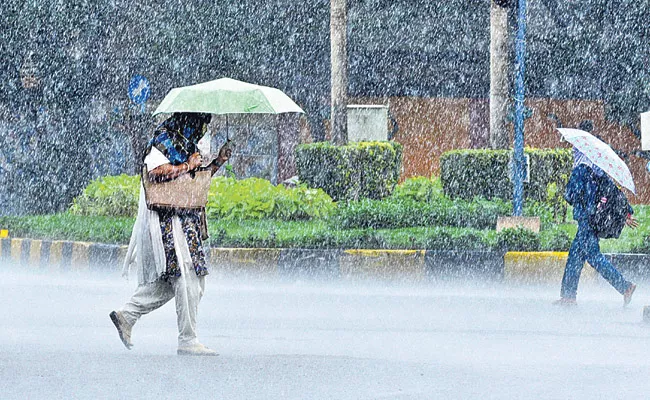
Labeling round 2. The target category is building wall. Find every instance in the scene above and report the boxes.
[354,96,649,203]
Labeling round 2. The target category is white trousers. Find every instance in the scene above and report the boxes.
[121,218,206,347]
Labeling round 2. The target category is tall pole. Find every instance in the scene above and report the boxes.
[513,0,527,216]
[330,0,348,145]
[489,0,511,149]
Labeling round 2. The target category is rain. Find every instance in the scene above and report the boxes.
[1,0,650,399]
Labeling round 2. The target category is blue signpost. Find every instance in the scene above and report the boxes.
[127,74,150,112]
[513,0,527,216]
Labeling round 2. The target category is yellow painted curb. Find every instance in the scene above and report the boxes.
[71,242,91,271]
[340,249,426,281]
[29,240,42,268]
[10,239,22,261]
[48,241,64,272]
[210,248,280,276]
[504,251,598,284]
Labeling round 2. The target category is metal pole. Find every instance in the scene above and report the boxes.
[513,0,527,216]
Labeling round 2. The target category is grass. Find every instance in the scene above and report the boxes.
[555,205,650,253]
[2,205,649,252]
[0,214,498,250]
[0,214,135,244]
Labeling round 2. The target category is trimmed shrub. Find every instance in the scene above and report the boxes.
[334,197,511,230]
[206,177,334,221]
[496,227,541,251]
[390,176,445,203]
[0,214,135,244]
[540,228,572,251]
[296,141,403,201]
[440,148,572,202]
[0,214,592,251]
[70,174,140,217]
[70,175,334,221]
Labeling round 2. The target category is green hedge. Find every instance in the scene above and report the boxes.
[0,214,135,244]
[70,174,140,217]
[333,197,512,230]
[391,176,445,203]
[296,141,403,202]
[205,177,334,220]
[70,175,334,221]
[0,214,574,251]
[440,148,572,203]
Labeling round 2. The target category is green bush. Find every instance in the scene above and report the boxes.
[496,227,541,251]
[390,176,444,203]
[334,197,511,230]
[540,228,572,251]
[70,175,335,221]
[0,214,591,251]
[629,234,650,254]
[207,219,492,250]
[523,201,554,230]
[205,177,334,221]
[440,148,572,202]
[0,214,135,244]
[296,141,403,202]
[70,174,140,217]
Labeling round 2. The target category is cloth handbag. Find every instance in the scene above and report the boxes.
[141,166,212,211]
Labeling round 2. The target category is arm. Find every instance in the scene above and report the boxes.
[209,141,233,176]
[148,153,202,182]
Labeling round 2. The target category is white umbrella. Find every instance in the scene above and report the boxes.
[557,128,635,194]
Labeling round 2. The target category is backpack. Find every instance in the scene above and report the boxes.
[589,175,629,239]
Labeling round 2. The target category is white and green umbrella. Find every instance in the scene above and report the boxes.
[153,77,304,116]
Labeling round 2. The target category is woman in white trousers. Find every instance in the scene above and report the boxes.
[110,113,230,356]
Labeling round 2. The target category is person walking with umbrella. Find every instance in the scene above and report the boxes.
[110,112,231,355]
[555,128,639,306]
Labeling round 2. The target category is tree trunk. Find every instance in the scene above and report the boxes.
[330,0,348,145]
[489,0,512,149]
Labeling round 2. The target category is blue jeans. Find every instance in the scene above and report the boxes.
[560,220,631,299]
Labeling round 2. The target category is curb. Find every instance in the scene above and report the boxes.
[0,238,128,273]
[2,238,650,282]
[503,252,599,284]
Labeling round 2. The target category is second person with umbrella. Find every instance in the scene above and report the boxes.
[555,132,639,306]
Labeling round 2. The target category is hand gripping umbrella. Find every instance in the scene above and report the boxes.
[557,128,636,194]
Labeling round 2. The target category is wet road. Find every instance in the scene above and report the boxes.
[2,269,650,399]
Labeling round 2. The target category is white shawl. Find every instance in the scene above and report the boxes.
[122,148,194,285]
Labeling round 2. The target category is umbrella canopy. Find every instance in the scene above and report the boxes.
[153,78,304,116]
[557,128,636,194]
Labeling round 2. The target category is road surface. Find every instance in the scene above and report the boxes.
[2,269,650,399]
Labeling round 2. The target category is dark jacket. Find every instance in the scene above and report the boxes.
[565,164,633,224]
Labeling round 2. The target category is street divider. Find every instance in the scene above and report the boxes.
[2,238,650,282]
